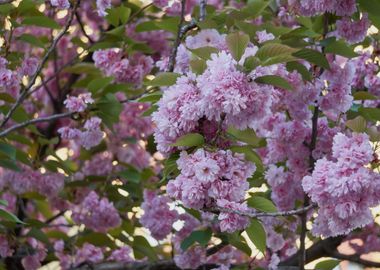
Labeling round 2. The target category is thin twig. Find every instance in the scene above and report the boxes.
[75,11,94,43]
[167,0,188,72]
[0,112,73,137]
[0,0,80,129]
[0,0,14,4]
[199,0,207,20]
[209,204,316,219]
[127,2,154,23]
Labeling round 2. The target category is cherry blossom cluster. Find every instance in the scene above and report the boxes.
[167,149,255,232]
[54,241,133,269]
[58,116,104,150]
[0,167,64,198]
[302,133,380,237]
[140,190,179,240]
[71,191,121,232]
[290,0,370,43]
[93,49,153,87]
[64,93,94,113]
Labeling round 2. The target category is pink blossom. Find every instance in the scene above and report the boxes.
[336,14,370,44]
[96,0,111,16]
[72,191,121,232]
[21,57,38,76]
[93,48,122,70]
[217,199,250,233]
[75,243,104,266]
[64,93,94,112]
[50,0,70,9]
[140,190,178,240]
[108,246,134,263]
[256,30,275,43]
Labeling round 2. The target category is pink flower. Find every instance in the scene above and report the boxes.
[21,57,38,76]
[64,93,94,112]
[140,190,178,240]
[256,30,275,43]
[72,191,121,232]
[108,246,134,263]
[75,243,104,266]
[336,14,370,44]
[50,0,70,9]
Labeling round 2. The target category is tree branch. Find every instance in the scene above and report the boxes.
[0,0,14,4]
[167,0,206,72]
[0,0,80,129]
[328,251,380,268]
[0,112,73,137]
[209,204,316,218]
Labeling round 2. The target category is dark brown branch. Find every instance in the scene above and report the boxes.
[0,112,73,137]
[280,236,344,266]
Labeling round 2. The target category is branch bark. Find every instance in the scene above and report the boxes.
[210,204,316,218]
[0,112,73,137]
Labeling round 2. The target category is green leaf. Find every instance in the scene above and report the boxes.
[145,72,180,87]
[27,228,49,244]
[96,93,123,128]
[227,233,251,255]
[171,133,205,147]
[292,48,330,70]
[106,6,131,27]
[346,116,367,132]
[190,46,219,60]
[17,34,45,48]
[230,145,263,172]
[0,159,20,171]
[324,39,358,58]
[88,77,114,94]
[0,200,8,207]
[181,228,212,251]
[243,56,261,71]
[261,54,298,66]
[286,61,312,81]
[358,107,380,122]
[247,196,277,212]
[256,43,297,60]
[190,58,207,74]
[77,232,116,248]
[255,75,293,91]
[133,235,158,261]
[226,32,250,61]
[119,167,141,183]
[137,92,162,103]
[0,209,24,223]
[64,63,100,75]
[245,218,266,254]
[0,142,16,160]
[227,127,266,147]
[353,91,378,101]
[315,259,340,270]
[357,0,380,16]
[245,0,270,18]
[22,16,60,29]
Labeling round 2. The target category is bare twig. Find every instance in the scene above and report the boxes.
[0,112,73,137]
[0,0,14,4]
[167,0,207,72]
[209,204,316,219]
[75,11,94,43]
[0,0,80,129]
